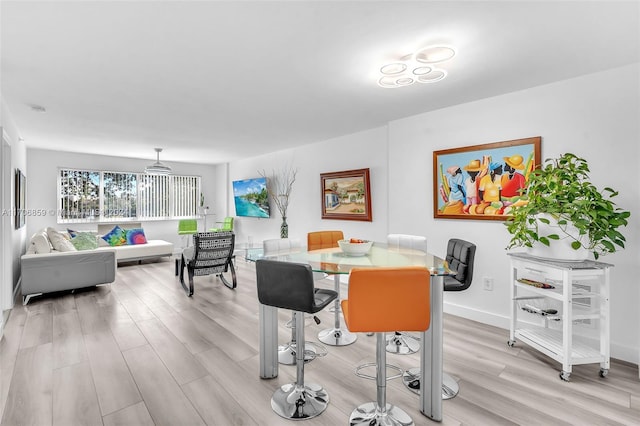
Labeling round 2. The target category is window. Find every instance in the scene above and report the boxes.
[58,168,201,223]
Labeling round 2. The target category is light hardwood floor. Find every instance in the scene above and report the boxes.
[0,258,638,425]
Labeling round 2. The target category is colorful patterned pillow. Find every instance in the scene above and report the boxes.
[71,232,99,251]
[101,225,127,246]
[126,228,147,245]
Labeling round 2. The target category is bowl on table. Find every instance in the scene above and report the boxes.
[338,239,373,256]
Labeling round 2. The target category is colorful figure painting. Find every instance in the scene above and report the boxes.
[433,137,541,220]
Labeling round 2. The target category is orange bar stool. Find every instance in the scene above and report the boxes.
[256,259,338,420]
[307,230,358,346]
[342,267,431,426]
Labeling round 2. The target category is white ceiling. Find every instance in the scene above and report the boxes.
[1,1,639,165]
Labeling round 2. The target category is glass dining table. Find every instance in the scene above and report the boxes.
[247,242,453,422]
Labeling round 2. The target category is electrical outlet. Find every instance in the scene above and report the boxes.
[483,277,494,291]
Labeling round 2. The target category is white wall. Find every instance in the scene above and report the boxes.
[388,64,640,363]
[224,64,639,363]
[227,126,389,247]
[1,98,28,308]
[26,148,219,250]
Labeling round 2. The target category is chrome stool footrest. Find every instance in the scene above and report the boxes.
[284,314,315,329]
[278,341,327,365]
[355,362,403,381]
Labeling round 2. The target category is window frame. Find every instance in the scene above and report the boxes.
[57,167,201,224]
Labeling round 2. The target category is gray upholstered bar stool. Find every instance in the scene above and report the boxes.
[256,259,338,420]
[263,238,326,365]
[385,234,428,355]
[402,238,476,400]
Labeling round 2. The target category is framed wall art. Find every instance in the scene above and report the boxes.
[433,136,541,221]
[15,168,25,229]
[320,168,372,221]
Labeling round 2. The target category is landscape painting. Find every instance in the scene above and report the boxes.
[320,168,372,221]
[433,137,541,221]
[232,177,270,218]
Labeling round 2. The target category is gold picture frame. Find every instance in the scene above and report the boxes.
[433,136,541,220]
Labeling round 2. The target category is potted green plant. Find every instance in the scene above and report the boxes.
[505,153,630,260]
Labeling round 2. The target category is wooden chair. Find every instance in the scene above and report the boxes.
[176,231,236,296]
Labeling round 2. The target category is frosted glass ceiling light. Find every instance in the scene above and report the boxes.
[396,77,414,86]
[378,76,399,88]
[145,148,172,175]
[414,46,456,64]
[412,66,432,76]
[417,69,447,83]
[376,43,455,88]
[380,63,407,75]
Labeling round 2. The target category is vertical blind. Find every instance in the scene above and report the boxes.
[58,168,201,223]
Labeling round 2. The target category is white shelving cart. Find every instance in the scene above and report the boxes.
[507,253,611,381]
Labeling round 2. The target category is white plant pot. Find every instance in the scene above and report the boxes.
[526,213,590,262]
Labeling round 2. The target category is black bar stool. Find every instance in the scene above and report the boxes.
[256,259,338,420]
[402,238,476,400]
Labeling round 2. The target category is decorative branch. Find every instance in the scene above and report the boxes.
[259,165,298,218]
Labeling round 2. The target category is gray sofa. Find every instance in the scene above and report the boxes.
[20,223,173,304]
[21,249,116,304]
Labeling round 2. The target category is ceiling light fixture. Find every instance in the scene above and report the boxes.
[377,45,456,89]
[144,148,172,175]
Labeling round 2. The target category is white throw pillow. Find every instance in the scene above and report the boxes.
[25,242,37,255]
[46,227,77,252]
[31,232,51,254]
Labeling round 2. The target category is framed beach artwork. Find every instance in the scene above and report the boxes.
[433,136,541,221]
[320,168,372,221]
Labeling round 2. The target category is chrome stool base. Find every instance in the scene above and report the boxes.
[402,368,460,399]
[318,327,357,346]
[385,332,420,355]
[271,382,329,420]
[348,402,414,426]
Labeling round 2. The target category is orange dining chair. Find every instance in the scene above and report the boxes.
[306,230,357,346]
[342,266,431,426]
[307,230,344,250]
